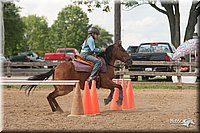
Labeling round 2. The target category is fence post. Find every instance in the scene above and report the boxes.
[6,60,12,88]
[176,61,182,89]
[6,61,11,77]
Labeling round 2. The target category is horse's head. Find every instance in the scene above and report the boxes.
[113,40,132,67]
[104,40,132,67]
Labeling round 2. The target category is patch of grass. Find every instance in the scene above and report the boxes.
[132,85,197,90]
[3,85,53,89]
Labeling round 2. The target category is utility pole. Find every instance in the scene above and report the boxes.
[114,0,121,43]
[114,0,122,79]
[0,0,4,55]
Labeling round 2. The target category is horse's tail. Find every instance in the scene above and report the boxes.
[20,68,55,95]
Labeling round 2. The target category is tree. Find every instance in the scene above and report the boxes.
[3,2,24,56]
[20,15,49,56]
[72,0,111,12]
[148,0,199,47]
[94,25,113,47]
[183,0,199,41]
[49,5,89,52]
[73,0,200,48]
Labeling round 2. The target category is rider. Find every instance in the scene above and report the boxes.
[80,27,106,83]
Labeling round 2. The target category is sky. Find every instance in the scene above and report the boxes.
[13,0,195,49]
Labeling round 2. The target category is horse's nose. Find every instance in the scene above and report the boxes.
[125,57,132,68]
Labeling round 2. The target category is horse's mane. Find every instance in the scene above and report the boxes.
[100,44,114,64]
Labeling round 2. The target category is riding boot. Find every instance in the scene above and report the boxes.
[87,76,94,87]
[87,69,100,86]
[87,76,93,82]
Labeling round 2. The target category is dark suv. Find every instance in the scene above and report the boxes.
[127,46,139,56]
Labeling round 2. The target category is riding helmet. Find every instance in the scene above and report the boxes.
[88,27,100,35]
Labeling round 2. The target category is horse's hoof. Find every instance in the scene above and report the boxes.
[55,110,63,113]
[104,98,111,105]
[116,99,122,105]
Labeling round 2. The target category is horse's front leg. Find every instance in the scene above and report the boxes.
[101,79,123,106]
[104,88,114,105]
[116,85,123,105]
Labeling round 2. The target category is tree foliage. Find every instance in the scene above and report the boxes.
[94,25,113,48]
[72,0,111,12]
[3,4,113,56]
[48,5,89,52]
[3,2,24,56]
[19,15,49,55]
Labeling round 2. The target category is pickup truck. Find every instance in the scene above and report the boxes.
[44,48,79,61]
[128,42,177,81]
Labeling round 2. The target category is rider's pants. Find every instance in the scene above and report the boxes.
[80,52,101,78]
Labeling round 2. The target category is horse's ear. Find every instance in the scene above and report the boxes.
[115,40,122,47]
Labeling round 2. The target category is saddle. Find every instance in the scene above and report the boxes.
[72,54,107,73]
[74,54,94,67]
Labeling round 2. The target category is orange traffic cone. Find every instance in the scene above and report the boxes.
[121,79,128,110]
[127,80,135,109]
[110,79,122,110]
[68,82,84,116]
[90,80,100,114]
[82,81,93,115]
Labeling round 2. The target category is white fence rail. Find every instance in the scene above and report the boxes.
[1,80,79,86]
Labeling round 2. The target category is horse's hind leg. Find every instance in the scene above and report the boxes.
[47,92,63,113]
[47,85,73,113]
[47,92,58,112]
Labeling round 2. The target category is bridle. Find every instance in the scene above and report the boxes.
[105,56,132,69]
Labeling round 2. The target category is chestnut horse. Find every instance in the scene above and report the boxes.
[22,42,132,112]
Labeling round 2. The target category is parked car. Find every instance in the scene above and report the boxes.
[10,52,44,62]
[0,54,7,63]
[44,48,79,62]
[128,42,176,81]
[9,52,45,68]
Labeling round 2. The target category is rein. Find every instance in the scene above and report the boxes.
[107,62,123,69]
[101,44,128,69]
[103,55,124,69]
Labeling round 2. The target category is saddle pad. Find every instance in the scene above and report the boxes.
[72,58,107,73]
[100,58,107,73]
[72,60,92,72]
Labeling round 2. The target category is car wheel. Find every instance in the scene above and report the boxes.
[166,76,172,81]
[142,76,149,80]
[114,75,120,79]
[130,75,138,81]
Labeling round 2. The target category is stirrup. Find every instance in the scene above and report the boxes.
[87,76,94,82]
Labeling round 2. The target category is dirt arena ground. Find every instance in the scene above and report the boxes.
[2,87,199,132]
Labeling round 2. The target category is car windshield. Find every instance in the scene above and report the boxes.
[127,46,138,53]
[138,43,171,53]
[57,49,75,55]
[18,52,38,58]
